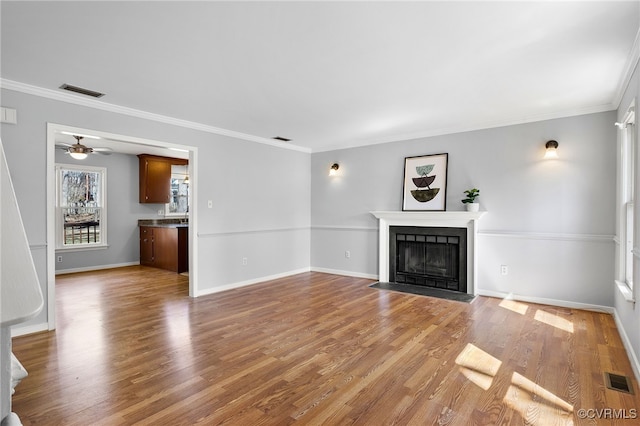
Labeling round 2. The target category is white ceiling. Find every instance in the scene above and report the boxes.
[2,1,639,153]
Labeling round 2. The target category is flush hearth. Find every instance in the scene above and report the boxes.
[389,226,467,293]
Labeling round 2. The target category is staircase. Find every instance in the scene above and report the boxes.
[0,138,44,425]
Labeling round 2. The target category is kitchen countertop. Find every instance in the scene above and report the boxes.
[138,218,188,228]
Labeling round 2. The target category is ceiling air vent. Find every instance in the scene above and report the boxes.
[272,136,291,142]
[59,84,105,98]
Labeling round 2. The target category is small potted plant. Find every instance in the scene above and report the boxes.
[462,188,480,212]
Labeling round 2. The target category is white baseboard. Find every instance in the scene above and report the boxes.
[55,261,140,275]
[195,267,377,298]
[310,267,378,280]
[611,309,640,384]
[11,322,49,337]
[476,289,615,314]
[194,267,311,297]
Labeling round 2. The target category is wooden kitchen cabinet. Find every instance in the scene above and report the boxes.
[138,154,188,203]
[139,225,188,273]
[139,226,155,266]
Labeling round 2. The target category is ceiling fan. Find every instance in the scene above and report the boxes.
[56,135,112,160]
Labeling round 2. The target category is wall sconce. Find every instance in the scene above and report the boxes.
[544,140,559,159]
[329,163,339,176]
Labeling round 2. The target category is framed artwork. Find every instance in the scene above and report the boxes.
[402,153,448,211]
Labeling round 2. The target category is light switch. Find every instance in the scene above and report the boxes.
[1,107,17,124]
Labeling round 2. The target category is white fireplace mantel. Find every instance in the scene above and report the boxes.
[371,211,486,295]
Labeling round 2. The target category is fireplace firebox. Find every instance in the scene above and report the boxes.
[389,226,467,292]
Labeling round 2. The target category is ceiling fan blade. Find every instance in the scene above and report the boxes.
[93,147,112,155]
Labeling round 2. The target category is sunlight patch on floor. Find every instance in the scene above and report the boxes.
[534,309,574,333]
[510,371,573,412]
[499,298,529,315]
[458,367,494,391]
[504,372,574,425]
[455,343,502,390]
[456,343,574,425]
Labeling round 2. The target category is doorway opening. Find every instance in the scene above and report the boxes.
[46,123,199,330]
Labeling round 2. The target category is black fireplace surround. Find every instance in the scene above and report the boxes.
[389,226,467,293]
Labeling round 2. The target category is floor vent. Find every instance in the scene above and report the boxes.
[604,372,634,394]
[59,84,105,98]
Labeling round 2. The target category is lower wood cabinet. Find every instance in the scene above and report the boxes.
[139,226,188,273]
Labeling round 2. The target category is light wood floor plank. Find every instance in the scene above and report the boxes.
[10,267,640,425]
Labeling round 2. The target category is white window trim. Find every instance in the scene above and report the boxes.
[616,100,636,302]
[55,163,108,250]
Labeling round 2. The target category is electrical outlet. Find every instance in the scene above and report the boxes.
[208,200,213,208]
[242,257,248,266]
[345,250,351,259]
[157,209,163,216]
[57,256,62,263]
[500,265,508,275]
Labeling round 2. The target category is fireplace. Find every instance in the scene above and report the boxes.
[371,211,486,295]
[390,226,467,292]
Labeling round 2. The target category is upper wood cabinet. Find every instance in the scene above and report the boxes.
[138,154,188,204]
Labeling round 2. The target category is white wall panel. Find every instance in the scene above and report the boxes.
[311,227,378,278]
[196,228,310,294]
[477,233,614,306]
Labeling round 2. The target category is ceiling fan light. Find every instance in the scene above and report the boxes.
[69,151,88,160]
[67,135,94,160]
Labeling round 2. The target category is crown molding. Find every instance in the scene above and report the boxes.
[0,79,311,154]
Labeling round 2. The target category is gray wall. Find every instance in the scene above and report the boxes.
[1,88,311,330]
[54,150,160,272]
[196,136,311,291]
[311,112,617,307]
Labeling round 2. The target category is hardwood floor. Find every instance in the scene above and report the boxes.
[10,267,640,425]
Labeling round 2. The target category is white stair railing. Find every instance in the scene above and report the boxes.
[0,137,44,425]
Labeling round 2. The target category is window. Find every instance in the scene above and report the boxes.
[56,164,107,249]
[165,164,189,216]
[617,102,635,294]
